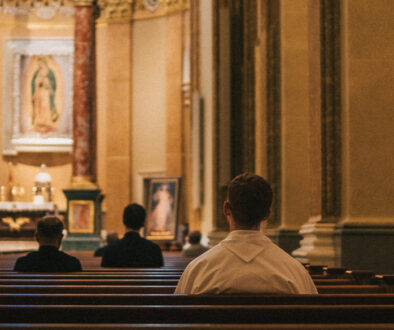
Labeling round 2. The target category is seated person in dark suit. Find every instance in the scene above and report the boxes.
[13,215,82,272]
[101,203,164,267]
[182,230,209,258]
[94,231,119,257]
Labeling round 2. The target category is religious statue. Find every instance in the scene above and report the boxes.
[30,56,59,133]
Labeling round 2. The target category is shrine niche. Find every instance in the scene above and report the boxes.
[2,38,73,155]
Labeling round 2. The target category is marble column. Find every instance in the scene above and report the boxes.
[292,0,341,267]
[62,0,102,250]
[71,0,97,188]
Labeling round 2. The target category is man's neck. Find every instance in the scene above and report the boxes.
[39,243,59,249]
[125,228,140,234]
[228,216,261,232]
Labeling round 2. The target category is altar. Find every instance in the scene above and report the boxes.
[0,202,55,253]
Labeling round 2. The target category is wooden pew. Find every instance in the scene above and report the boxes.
[0,273,182,279]
[0,279,179,285]
[0,285,176,294]
[0,293,393,306]
[0,324,394,329]
[0,284,390,294]
[0,304,393,324]
[0,277,358,286]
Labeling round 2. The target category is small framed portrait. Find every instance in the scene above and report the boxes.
[2,38,73,155]
[144,177,181,241]
[68,200,95,234]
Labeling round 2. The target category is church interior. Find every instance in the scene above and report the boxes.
[0,0,394,328]
[0,0,393,275]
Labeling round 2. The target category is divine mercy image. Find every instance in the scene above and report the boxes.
[145,180,178,240]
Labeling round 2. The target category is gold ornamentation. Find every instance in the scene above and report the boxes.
[70,176,98,189]
[0,0,75,17]
[131,0,188,21]
[97,0,133,20]
[73,0,95,6]
[0,0,187,20]
[1,217,30,232]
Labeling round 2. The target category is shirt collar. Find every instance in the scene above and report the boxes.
[220,230,271,263]
[124,231,141,239]
[38,245,59,252]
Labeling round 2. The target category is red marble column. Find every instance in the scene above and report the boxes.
[72,0,97,186]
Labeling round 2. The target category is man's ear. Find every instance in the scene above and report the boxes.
[57,234,64,248]
[223,201,231,217]
[263,208,272,221]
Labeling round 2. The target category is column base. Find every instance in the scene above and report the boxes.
[62,235,101,251]
[334,220,394,273]
[266,228,302,255]
[63,188,104,252]
[292,221,336,267]
[207,230,229,247]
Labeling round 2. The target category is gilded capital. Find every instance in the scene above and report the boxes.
[97,0,134,20]
[73,0,96,6]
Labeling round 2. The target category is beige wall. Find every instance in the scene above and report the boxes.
[97,21,132,233]
[341,0,394,222]
[131,17,167,204]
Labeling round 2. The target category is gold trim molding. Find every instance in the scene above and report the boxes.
[132,0,189,21]
[97,0,189,22]
[0,0,188,21]
[97,0,134,20]
[70,176,98,189]
[74,0,96,6]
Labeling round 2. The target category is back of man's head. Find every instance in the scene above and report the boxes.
[188,230,202,245]
[123,203,146,230]
[36,216,64,246]
[228,173,273,228]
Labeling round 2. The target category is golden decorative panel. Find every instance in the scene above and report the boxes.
[0,0,75,18]
[0,0,188,21]
[97,0,134,20]
[132,0,189,21]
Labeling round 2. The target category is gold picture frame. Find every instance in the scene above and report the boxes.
[3,38,73,155]
[144,177,181,241]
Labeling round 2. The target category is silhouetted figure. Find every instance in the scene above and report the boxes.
[94,231,119,257]
[182,230,209,258]
[14,215,82,272]
[101,203,164,267]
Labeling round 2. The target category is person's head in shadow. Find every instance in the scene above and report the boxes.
[35,215,64,249]
[224,172,273,231]
[188,230,202,245]
[123,203,146,232]
[182,230,209,258]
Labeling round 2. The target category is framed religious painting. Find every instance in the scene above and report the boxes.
[2,38,74,155]
[144,177,181,241]
[68,200,95,234]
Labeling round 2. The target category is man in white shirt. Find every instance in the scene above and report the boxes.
[175,173,317,295]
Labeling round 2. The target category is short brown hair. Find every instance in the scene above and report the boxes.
[228,173,273,227]
[37,216,64,238]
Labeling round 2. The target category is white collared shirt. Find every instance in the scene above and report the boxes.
[175,230,317,294]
